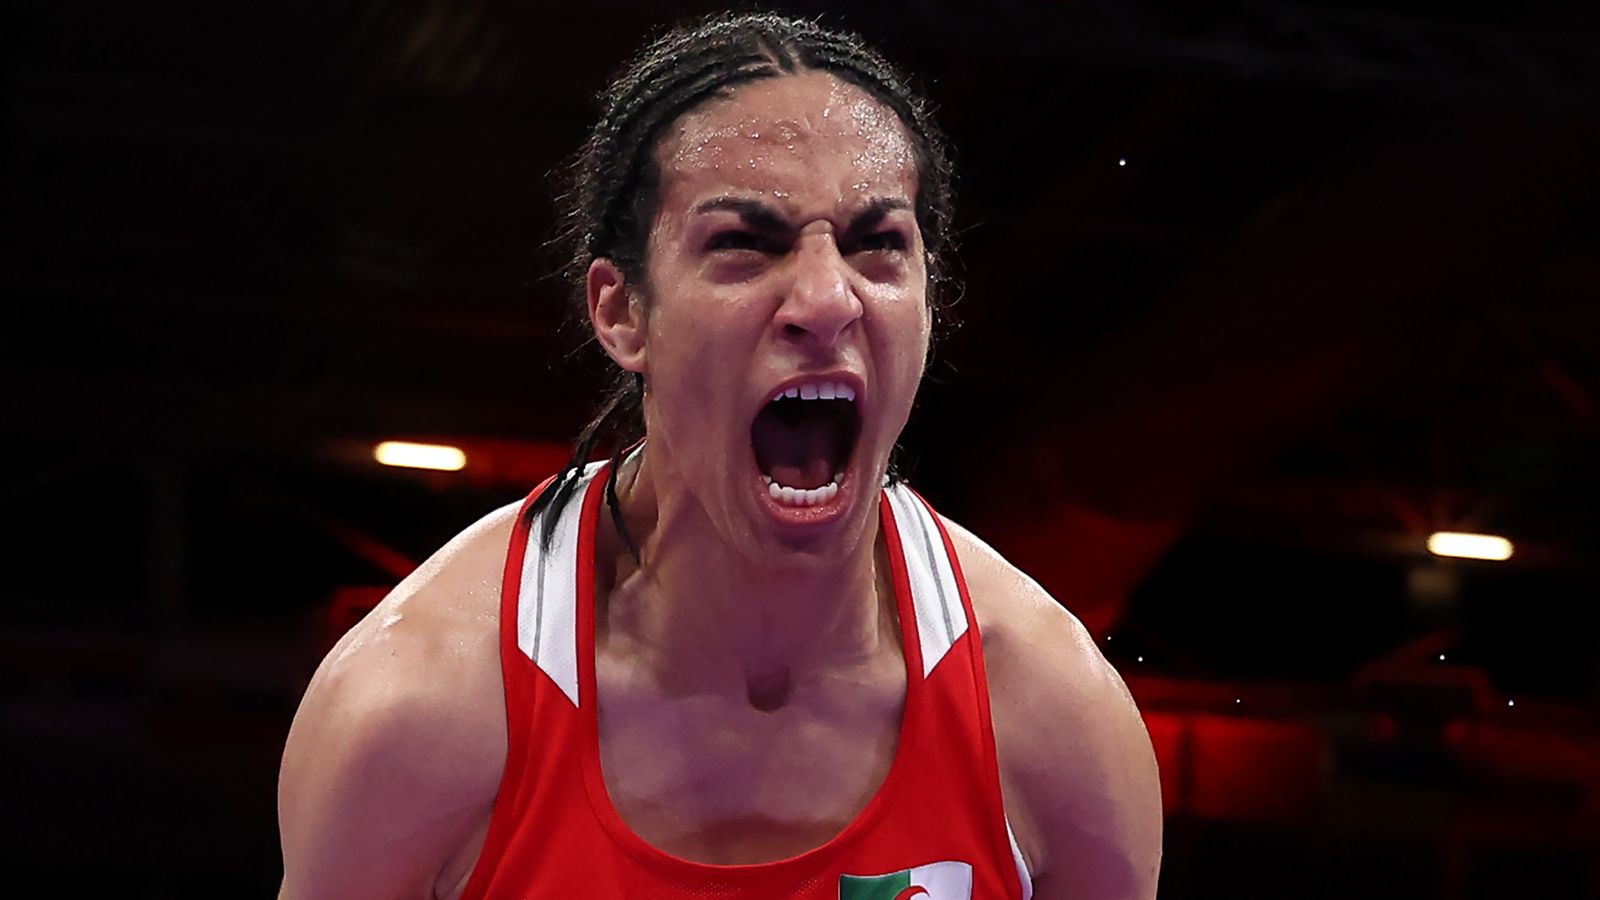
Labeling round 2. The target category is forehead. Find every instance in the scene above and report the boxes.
[655,71,918,214]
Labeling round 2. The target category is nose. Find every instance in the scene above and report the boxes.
[775,233,862,348]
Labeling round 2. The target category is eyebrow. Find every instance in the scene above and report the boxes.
[690,196,912,236]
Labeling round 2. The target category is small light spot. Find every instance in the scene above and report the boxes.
[1136,656,1144,662]
[1118,157,1127,166]
[1106,635,1112,641]
[1507,699,1515,707]
[374,440,466,471]
[1235,698,1241,704]
[1427,531,1513,561]
[1439,654,1446,661]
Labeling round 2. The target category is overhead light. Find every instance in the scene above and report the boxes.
[1427,531,1512,561]
[374,441,466,472]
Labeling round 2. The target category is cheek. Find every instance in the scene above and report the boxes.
[864,286,932,391]
[641,288,768,414]
[648,289,755,356]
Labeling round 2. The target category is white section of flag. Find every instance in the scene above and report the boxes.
[910,860,973,897]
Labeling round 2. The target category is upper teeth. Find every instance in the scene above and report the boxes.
[773,381,856,403]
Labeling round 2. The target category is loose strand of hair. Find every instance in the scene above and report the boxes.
[604,443,640,564]
[530,373,642,549]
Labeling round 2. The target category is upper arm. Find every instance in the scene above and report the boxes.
[278,664,477,899]
[1019,623,1162,900]
[278,506,514,900]
[946,521,1163,900]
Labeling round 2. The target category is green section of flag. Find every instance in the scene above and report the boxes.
[838,870,913,900]
[839,861,973,900]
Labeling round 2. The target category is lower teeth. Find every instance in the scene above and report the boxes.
[766,478,840,507]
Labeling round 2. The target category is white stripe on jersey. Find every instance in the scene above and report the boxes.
[883,483,969,678]
[515,461,603,707]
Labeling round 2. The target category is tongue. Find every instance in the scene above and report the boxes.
[752,406,839,490]
[769,457,833,490]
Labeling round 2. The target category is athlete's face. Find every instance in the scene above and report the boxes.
[596,71,930,562]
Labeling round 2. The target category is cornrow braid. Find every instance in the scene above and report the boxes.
[531,12,957,550]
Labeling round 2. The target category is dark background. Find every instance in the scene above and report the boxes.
[6,0,1599,896]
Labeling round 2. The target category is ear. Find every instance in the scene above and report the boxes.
[587,258,647,374]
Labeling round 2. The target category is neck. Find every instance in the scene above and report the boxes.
[596,449,898,698]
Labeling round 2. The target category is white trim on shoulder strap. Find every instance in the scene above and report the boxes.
[883,483,969,678]
[515,461,603,707]
[1006,816,1035,900]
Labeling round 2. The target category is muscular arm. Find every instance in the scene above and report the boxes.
[278,507,514,900]
[948,522,1163,900]
[278,657,495,899]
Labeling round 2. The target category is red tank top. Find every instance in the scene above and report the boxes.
[460,461,1034,900]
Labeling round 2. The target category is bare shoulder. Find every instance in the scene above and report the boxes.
[941,517,1163,900]
[278,500,521,900]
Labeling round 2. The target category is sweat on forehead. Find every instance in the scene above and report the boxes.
[655,72,918,206]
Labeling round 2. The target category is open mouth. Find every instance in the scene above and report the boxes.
[750,380,862,508]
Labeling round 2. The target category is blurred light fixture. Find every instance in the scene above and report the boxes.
[1117,157,1127,166]
[374,441,467,472]
[1427,531,1513,561]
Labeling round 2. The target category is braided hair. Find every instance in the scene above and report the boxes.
[533,11,956,549]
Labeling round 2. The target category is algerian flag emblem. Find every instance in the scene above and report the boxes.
[838,861,973,899]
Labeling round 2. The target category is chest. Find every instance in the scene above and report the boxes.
[593,652,906,865]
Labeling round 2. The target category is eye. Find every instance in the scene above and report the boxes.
[848,230,909,253]
[707,230,781,254]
